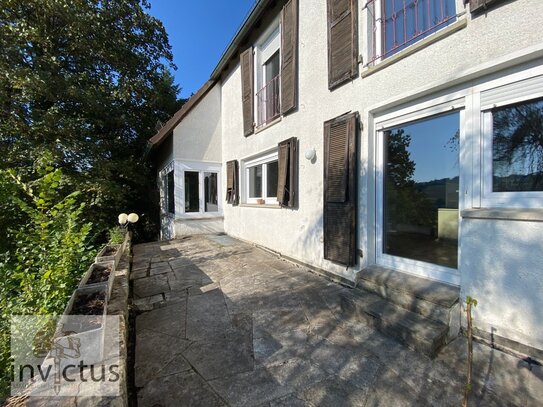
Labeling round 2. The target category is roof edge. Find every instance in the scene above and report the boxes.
[147,79,216,155]
[210,0,272,80]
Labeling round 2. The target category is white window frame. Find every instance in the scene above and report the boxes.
[242,150,279,205]
[479,78,543,208]
[254,17,281,95]
[177,161,223,218]
[254,16,281,127]
[364,0,463,66]
[158,161,175,217]
[374,96,466,286]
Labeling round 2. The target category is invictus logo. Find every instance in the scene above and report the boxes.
[10,315,121,397]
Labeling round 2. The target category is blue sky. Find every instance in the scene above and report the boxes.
[147,1,255,99]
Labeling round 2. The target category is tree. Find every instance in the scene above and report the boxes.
[0,0,181,240]
[492,102,543,191]
[385,129,435,228]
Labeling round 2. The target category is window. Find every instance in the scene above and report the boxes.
[367,0,457,65]
[255,24,281,128]
[244,151,279,204]
[204,172,219,212]
[480,79,543,208]
[184,171,199,213]
[240,0,298,135]
[166,170,175,215]
[489,98,543,193]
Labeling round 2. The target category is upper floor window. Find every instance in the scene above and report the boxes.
[240,0,298,136]
[367,0,457,65]
[255,24,281,128]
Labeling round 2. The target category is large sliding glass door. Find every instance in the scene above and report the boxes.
[377,111,460,280]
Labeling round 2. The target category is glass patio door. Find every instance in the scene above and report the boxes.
[376,111,460,281]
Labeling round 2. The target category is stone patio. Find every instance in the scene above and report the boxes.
[131,235,542,406]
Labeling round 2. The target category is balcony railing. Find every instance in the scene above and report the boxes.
[366,0,457,65]
[256,74,281,128]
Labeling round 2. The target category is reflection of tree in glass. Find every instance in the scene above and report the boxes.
[493,100,543,191]
[385,129,435,228]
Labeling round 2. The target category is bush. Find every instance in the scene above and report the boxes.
[0,162,94,398]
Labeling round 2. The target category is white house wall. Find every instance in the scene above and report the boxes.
[173,83,222,163]
[220,0,543,350]
[158,83,223,238]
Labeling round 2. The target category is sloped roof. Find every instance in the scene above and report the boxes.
[147,79,215,151]
[147,0,275,155]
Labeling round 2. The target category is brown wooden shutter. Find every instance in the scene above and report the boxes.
[226,160,239,205]
[277,137,298,207]
[323,112,358,266]
[470,0,505,13]
[281,0,298,114]
[327,0,358,90]
[240,47,254,137]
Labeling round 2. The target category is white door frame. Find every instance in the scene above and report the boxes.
[373,96,465,286]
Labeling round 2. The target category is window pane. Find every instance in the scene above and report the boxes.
[204,172,218,212]
[249,165,262,198]
[167,171,175,214]
[492,98,543,192]
[383,0,456,58]
[265,51,280,84]
[383,112,459,269]
[184,171,199,213]
[266,161,279,198]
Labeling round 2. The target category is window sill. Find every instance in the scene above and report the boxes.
[240,203,281,209]
[255,116,282,134]
[461,208,543,222]
[177,213,224,220]
[361,16,467,79]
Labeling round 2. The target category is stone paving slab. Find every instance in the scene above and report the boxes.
[132,236,543,407]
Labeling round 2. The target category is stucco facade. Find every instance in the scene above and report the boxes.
[152,0,543,354]
[156,83,224,239]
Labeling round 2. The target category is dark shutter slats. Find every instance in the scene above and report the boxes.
[323,112,358,266]
[226,160,239,205]
[240,47,254,137]
[327,0,358,90]
[325,119,349,202]
[277,137,298,208]
[277,142,289,204]
[281,0,298,114]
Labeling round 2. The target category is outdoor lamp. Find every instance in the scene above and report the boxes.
[305,148,316,161]
[118,213,128,225]
[128,213,139,223]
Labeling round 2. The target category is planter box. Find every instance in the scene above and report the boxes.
[51,284,109,371]
[79,261,115,299]
[96,244,122,268]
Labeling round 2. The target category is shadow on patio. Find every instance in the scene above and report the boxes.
[130,236,542,407]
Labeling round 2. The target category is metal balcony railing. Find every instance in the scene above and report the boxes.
[256,74,281,128]
[366,0,457,65]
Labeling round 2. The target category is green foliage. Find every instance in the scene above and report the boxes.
[0,0,182,241]
[385,129,437,228]
[0,163,94,398]
[108,226,126,245]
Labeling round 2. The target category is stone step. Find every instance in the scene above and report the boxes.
[340,288,449,358]
[355,266,460,329]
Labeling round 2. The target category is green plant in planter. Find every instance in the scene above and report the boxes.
[107,227,125,245]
